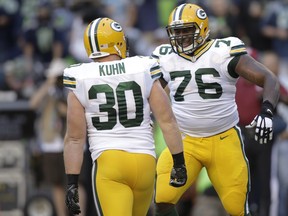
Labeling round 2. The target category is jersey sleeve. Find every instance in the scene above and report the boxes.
[228,37,248,57]
[63,67,77,90]
[149,58,162,81]
[219,37,248,79]
[151,44,173,59]
[136,56,162,82]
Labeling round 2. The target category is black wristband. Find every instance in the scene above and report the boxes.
[67,174,79,186]
[261,100,274,117]
[172,152,185,167]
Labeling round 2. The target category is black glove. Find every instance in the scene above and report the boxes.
[169,152,187,187]
[65,174,81,215]
[170,164,187,187]
[246,100,274,144]
[66,184,81,215]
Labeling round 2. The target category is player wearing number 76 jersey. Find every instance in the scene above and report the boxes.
[63,17,187,216]
[152,3,280,216]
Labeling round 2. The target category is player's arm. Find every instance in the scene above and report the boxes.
[149,80,187,187]
[235,54,280,107]
[235,54,280,144]
[64,90,86,174]
[159,77,168,88]
[150,44,170,89]
[64,90,86,215]
[149,80,182,154]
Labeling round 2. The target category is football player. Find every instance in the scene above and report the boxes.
[63,17,187,216]
[151,3,280,216]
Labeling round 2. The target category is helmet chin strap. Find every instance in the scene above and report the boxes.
[181,30,210,55]
[183,44,194,54]
[114,45,123,59]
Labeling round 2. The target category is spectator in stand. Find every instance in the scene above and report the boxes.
[205,0,239,39]
[51,0,75,60]
[262,51,288,216]
[271,119,288,216]
[3,56,43,100]
[29,59,87,216]
[100,0,137,30]
[69,1,106,63]
[134,0,162,56]
[99,0,140,56]
[0,0,22,90]
[21,1,67,81]
[261,0,288,90]
[232,0,272,51]
[157,0,177,28]
[236,50,287,216]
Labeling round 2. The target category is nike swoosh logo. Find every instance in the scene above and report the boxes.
[220,135,229,140]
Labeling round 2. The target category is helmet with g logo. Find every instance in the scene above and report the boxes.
[167,3,210,55]
[83,17,128,59]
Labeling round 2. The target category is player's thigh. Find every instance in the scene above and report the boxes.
[155,139,202,204]
[208,127,250,215]
[91,150,134,216]
[132,154,156,216]
[92,150,156,216]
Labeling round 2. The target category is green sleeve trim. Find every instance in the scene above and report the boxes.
[63,76,76,89]
[228,56,240,78]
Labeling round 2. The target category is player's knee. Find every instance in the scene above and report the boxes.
[155,187,179,204]
[221,192,247,216]
[223,205,244,216]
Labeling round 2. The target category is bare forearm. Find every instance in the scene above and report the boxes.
[159,119,183,154]
[29,78,56,109]
[150,81,183,154]
[262,76,280,108]
[64,136,85,174]
[236,55,280,108]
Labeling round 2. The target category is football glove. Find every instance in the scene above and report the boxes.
[170,152,187,187]
[65,184,81,215]
[170,164,187,187]
[246,100,274,144]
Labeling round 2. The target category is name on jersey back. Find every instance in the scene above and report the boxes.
[99,62,125,76]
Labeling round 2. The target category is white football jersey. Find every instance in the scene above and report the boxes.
[152,37,247,137]
[63,56,161,160]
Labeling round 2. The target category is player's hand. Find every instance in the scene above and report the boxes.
[170,164,187,187]
[246,101,273,144]
[65,184,81,215]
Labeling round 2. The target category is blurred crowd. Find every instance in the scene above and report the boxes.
[0,0,288,216]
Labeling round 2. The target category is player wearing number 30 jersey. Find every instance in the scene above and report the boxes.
[152,3,280,216]
[63,17,187,216]
[64,56,162,160]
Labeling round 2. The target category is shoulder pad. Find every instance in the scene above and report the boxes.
[151,44,173,59]
[215,37,247,57]
[63,67,77,89]
[63,64,87,90]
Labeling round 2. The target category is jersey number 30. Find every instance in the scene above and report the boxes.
[88,81,144,130]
